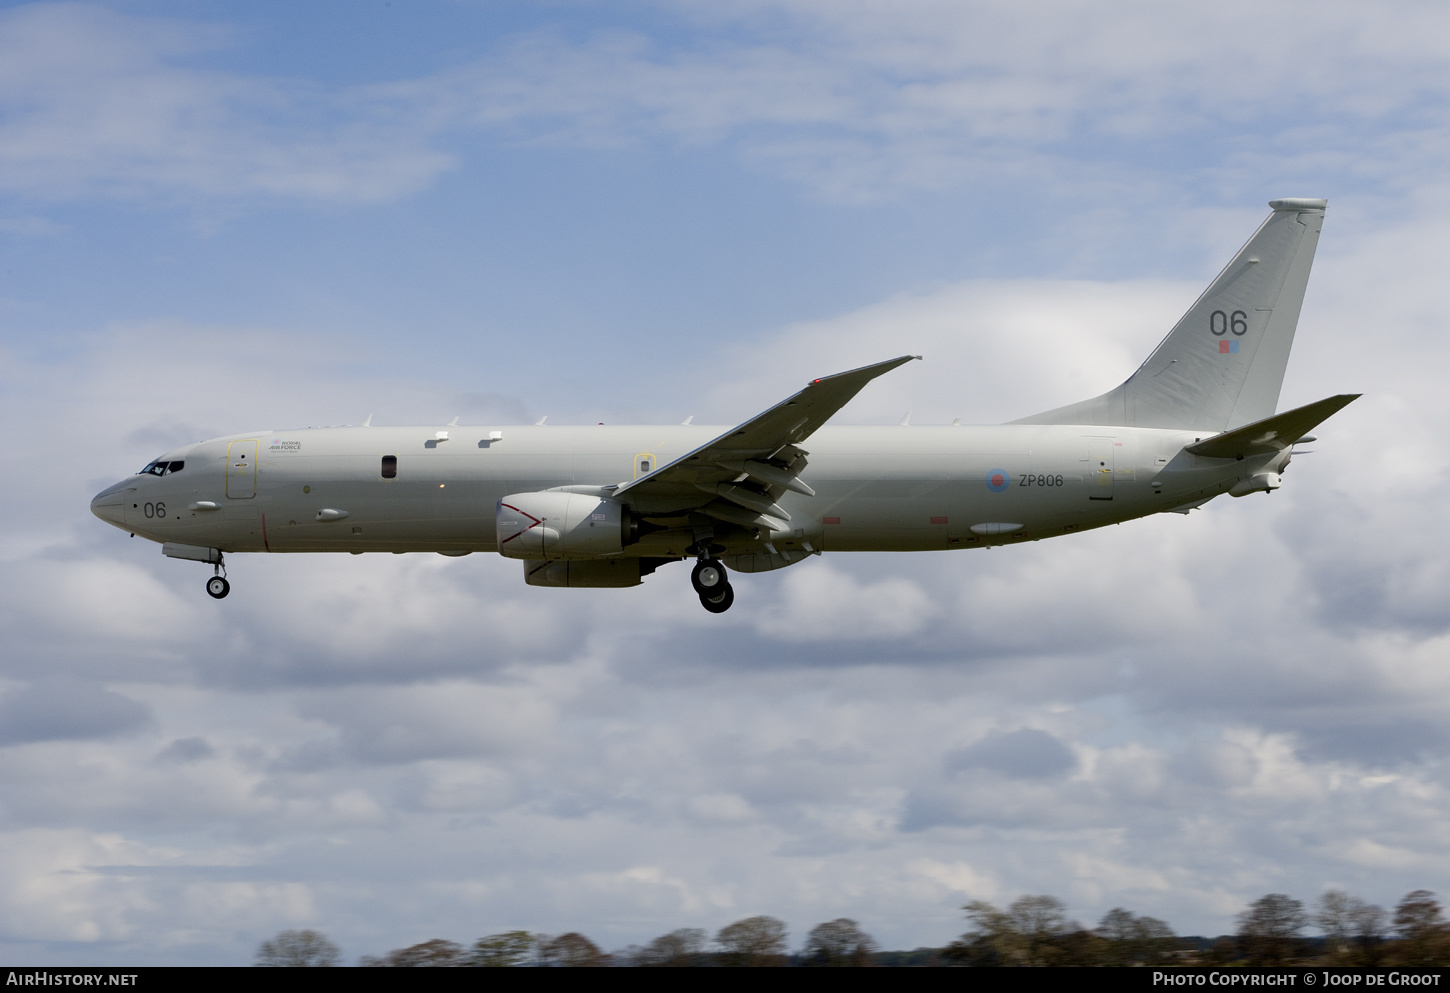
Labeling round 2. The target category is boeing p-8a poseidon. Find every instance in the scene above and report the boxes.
[93,199,1355,612]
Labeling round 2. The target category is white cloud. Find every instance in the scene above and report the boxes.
[0,829,173,942]
[1,558,205,646]
[427,0,1450,200]
[0,4,453,203]
[5,5,1450,958]
[299,680,560,765]
[7,2,1450,207]
[3,227,1446,950]
[905,857,997,900]
[688,793,755,822]
[752,561,937,641]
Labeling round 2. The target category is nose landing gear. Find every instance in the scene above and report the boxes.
[205,556,230,599]
[691,557,733,613]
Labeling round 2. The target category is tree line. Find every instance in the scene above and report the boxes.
[255,887,1450,966]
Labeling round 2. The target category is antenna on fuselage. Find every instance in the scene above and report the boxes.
[535,416,548,426]
[362,414,373,427]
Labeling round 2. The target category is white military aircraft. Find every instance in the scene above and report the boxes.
[93,198,1355,613]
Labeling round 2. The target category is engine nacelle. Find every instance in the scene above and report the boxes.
[496,491,625,559]
[1229,472,1282,497]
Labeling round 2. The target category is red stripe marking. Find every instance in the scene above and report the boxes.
[499,502,543,545]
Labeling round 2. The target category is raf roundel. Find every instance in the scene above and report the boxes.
[985,469,1011,493]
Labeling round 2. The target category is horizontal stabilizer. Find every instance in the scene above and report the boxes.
[1185,394,1359,460]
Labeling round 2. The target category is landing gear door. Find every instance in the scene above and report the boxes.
[226,439,258,498]
[1085,437,1114,501]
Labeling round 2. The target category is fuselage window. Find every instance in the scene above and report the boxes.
[381,455,397,479]
[639,459,651,474]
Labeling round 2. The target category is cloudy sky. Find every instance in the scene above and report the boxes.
[3,0,1450,965]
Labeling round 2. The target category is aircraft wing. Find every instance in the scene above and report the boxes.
[613,355,919,529]
[1185,393,1360,460]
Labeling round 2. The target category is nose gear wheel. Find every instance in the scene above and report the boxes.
[204,553,230,599]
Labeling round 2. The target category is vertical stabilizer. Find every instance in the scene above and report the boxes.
[1013,199,1326,431]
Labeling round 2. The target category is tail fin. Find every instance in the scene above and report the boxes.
[1013,198,1326,431]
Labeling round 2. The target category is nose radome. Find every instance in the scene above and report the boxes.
[91,481,129,527]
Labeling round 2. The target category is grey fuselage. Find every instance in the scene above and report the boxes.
[91,423,1275,559]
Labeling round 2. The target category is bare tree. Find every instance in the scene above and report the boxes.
[802,918,878,967]
[1097,908,1137,943]
[1096,908,1176,966]
[1132,917,1177,964]
[943,900,1015,966]
[1306,892,1390,967]
[469,931,534,967]
[362,938,466,967]
[635,928,708,967]
[1008,895,1075,966]
[946,896,1078,966]
[1316,890,1357,960]
[537,932,608,967]
[1237,894,1308,965]
[1349,900,1388,966]
[1394,890,1450,966]
[716,915,789,967]
[255,929,339,967]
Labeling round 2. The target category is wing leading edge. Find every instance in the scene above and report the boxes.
[613,355,920,531]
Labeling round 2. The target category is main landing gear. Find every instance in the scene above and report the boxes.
[691,557,734,613]
[206,556,230,600]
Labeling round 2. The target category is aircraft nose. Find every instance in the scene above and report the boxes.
[91,480,129,527]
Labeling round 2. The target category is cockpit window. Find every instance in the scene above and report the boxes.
[138,459,185,476]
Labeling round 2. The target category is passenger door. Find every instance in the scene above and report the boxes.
[226,439,258,498]
[1085,437,1114,501]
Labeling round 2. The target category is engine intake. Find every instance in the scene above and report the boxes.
[496,491,626,559]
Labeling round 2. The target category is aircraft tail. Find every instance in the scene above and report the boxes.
[1013,198,1327,431]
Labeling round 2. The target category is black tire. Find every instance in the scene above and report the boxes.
[206,576,230,599]
[691,559,727,595]
[699,582,734,613]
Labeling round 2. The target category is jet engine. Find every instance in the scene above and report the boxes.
[496,491,626,559]
[1229,472,1282,497]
